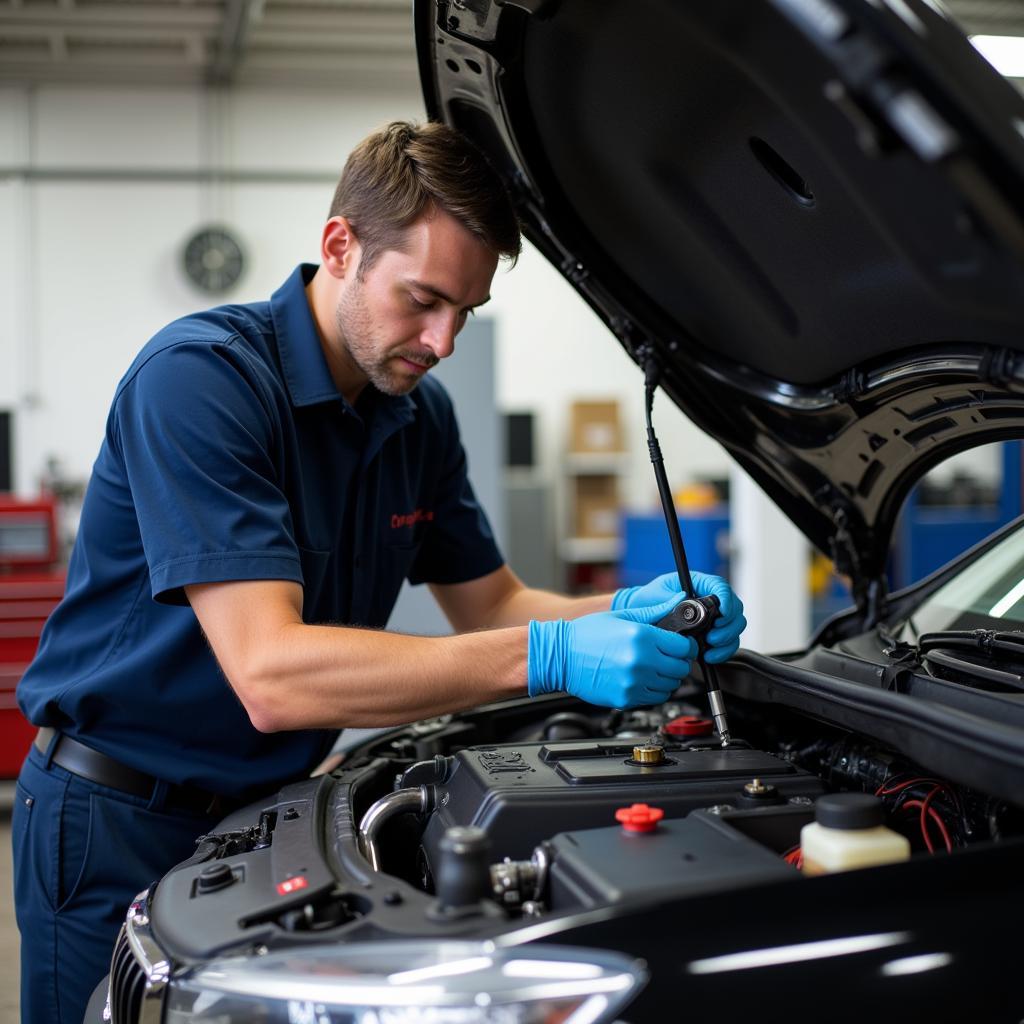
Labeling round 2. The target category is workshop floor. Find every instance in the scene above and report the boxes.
[0,782,21,1023]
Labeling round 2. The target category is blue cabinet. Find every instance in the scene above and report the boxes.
[619,508,730,587]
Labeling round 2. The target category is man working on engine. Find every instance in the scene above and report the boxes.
[14,120,745,1023]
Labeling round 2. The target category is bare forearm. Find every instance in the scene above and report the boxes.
[485,586,612,627]
[243,622,528,731]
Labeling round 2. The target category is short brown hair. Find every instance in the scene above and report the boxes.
[329,121,521,276]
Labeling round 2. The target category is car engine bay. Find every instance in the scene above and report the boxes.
[135,679,1024,977]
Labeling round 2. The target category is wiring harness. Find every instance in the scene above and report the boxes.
[873,774,966,853]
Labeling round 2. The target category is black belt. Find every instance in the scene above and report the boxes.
[34,727,235,817]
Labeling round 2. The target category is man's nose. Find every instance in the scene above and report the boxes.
[421,310,460,360]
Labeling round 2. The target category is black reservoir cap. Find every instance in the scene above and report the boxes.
[196,862,235,894]
[815,793,884,830]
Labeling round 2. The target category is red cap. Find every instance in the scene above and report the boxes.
[664,715,714,738]
[615,803,664,833]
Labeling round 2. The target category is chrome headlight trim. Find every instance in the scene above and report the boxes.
[125,888,171,987]
[105,886,171,1024]
[168,940,646,1023]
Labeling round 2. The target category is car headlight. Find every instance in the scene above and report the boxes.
[163,940,646,1024]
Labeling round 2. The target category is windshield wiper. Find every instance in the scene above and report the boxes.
[913,629,1024,693]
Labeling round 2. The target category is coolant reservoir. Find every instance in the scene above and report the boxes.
[800,793,910,875]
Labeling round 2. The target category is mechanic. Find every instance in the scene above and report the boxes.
[13,120,746,1024]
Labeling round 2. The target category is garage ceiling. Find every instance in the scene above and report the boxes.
[0,0,1020,89]
[0,0,418,88]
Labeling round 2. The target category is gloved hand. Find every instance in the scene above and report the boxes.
[611,570,746,664]
[528,596,698,709]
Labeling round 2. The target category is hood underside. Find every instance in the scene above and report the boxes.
[416,0,1024,612]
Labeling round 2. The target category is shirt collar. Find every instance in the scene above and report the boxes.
[269,264,415,427]
[270,263,341,408]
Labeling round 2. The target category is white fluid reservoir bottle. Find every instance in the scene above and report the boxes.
[801,793,911,875]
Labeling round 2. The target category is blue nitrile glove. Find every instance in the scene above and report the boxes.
[528,596,698,709]
[611,570,746,664]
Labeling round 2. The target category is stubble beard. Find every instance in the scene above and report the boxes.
[334,279,434,397]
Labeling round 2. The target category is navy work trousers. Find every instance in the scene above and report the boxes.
[12,743,220,1024]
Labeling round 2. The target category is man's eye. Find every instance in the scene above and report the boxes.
[410,295,434,310]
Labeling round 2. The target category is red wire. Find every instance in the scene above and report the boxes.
[921,786,939,852]
[782,845,803,869]
[917,786,942,853]
[921,787,952,852]
[899,799,933,851]
[877,777,958,852]
[876,776,944,797]
[880,775,968,821]
[901,798,953,853]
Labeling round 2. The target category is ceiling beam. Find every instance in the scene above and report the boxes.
[0,5,221,31]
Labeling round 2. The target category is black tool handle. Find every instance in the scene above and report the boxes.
[655,595,720,656]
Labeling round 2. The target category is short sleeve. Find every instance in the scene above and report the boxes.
[406,395,504,586]
[114,340,302,605]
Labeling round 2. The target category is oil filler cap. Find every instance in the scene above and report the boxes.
[664,715,714,738]
[615,803,664,833]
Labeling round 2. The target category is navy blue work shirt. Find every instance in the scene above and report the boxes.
[18,264,504,799]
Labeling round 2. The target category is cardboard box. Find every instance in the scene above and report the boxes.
[569,400,624,453]
[574,475,620,538]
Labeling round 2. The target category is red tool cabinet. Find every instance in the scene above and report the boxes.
[0,496,65,777]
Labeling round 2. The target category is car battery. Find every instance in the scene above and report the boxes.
[545,805,815,911]
[0,496,65,777]
[421,739,823,866]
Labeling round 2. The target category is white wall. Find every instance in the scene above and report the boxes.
[0,84,419,493]
[487,244,731,511]
[0,82,732,525]
[0,89,31,423]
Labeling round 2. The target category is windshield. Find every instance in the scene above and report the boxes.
[895,522,1024,639]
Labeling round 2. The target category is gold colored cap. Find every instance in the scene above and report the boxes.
[632,744,665,765]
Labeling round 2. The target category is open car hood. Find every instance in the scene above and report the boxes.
[415,0,1024,617]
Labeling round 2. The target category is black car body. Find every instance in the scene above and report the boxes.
[93,1,1024,1021]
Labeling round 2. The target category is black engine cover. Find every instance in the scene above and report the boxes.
[421,740,823,868]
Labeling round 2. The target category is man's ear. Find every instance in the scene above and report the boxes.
[321,217,361,279]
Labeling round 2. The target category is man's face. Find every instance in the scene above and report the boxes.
[333,210,498,398]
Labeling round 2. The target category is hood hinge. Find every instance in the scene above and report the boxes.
[829,505,887,629]
[828,506,861,579]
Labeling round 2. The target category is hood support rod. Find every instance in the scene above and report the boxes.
[642,352,732,745]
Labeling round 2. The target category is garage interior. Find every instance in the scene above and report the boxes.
[2,1,1024,1021]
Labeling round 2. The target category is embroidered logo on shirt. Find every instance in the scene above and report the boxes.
[391,508,434,529]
